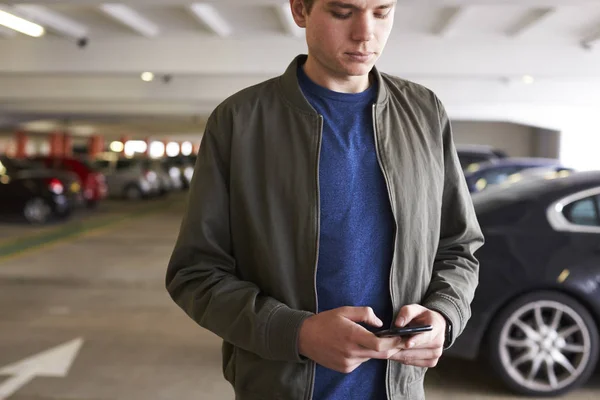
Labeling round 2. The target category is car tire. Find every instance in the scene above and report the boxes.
[23,197,52,224]
[123,184,143,200]
[487,290,599,397]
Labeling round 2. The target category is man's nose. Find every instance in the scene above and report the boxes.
[351,15,375,42]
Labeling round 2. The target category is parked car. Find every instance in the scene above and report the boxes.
[141,158,175,195]
[456,144,508,172]
[162,156,194,189]
[0,156,83,224]
[91,155,160,200]
[157,159,184,192]
[447,171,600,396]
[464,157,565,193]
[33,156,107,208]
[480,165,576,192]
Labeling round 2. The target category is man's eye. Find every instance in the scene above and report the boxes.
[332,12,351,19]
[375,12,391,19]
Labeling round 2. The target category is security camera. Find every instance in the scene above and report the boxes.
[163,74,173,84]
[77,37,89,48]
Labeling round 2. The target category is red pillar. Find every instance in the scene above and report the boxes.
[15,131,27,159]
[88,135,104,158]
[49,132,64,157]
[63,133,73,157]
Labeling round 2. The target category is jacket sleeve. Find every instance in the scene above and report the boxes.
[421,96,485,349]
[165,112,313,362]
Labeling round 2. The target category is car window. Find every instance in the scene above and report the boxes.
[480,166,522,186]
[93,160,111,170]
[116,160,135,170]
[458,154,492,170]
[563,196,600,227]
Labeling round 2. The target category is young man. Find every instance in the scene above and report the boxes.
[165,0,484,399]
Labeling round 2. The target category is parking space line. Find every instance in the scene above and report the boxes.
[0,200,177,263]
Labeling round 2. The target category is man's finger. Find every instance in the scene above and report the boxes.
[354,330,402,352]
[340,306,383,328]
[403,332,434,349]
[394,304,426,327]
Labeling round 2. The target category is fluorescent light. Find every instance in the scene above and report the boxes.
[100,4,159,38]
[141,72,154,82]
[166,142,180,157]
[181,142,193,156]
[14,5,88,39]
[189,4,232,37]
[110,141,124,152]
[149,141,165,158]
[522,75,535,85]
[0,9,45,37]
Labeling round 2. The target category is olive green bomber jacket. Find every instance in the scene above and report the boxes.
[166,55,484,400]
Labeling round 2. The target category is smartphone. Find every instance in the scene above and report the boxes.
[374,325,433,338]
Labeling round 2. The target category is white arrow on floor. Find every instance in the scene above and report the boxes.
[0,338,84,400]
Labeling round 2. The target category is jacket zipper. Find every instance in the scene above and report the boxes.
[308,115,324,400]
[372,104,397,400]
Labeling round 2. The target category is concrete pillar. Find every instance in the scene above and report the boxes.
[120,135,131,155]
[15,131,27,159]
[49,132,64,157]
[88,135,104,158]
[62,133,73,157]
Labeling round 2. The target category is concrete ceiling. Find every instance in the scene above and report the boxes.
[1,0,600,140]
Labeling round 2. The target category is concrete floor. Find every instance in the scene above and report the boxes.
[0,194,598,400]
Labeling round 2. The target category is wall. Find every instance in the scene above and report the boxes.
[451,121,560,159]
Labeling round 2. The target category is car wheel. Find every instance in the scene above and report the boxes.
[23,197,52,224]
[123,185,143,200]
[487,291,599,397]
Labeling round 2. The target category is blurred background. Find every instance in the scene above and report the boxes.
[1,1,600,399]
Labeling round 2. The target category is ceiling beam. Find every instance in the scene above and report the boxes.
[13,5,88,39]
[432,7,469,37]
[506,8,555,37]
[188,3,232,37]
[581,28,600,50]
[275,3,303,37]
[99,4,160,38]
[0,25,18,38]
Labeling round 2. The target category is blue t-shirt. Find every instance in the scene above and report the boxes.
[298,66,395,400]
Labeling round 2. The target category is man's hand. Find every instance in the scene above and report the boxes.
[388,304,447,368]
[298,307,403,373]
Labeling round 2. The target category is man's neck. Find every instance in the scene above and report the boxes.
[302,56,371,94]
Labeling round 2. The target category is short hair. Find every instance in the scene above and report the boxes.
[303,0,316,14]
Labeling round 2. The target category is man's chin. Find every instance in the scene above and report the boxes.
[343,64,374,77]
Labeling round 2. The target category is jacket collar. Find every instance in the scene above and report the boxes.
[279,54,389,114]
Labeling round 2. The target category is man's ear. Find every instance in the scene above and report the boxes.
[290,0,308,28]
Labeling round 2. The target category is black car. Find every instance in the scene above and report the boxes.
[0,156,83,224]
[456,144,508,172]
[463,157,568,193]
[447,171,600,396]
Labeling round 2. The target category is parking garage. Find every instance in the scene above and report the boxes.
[1,1,600,399]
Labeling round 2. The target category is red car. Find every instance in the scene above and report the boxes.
[34,156,107,207]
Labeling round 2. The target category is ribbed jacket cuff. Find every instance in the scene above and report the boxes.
[266,306,314,362]
[422,295,463,349]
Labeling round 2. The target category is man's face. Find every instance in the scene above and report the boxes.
[294,0,396,79]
